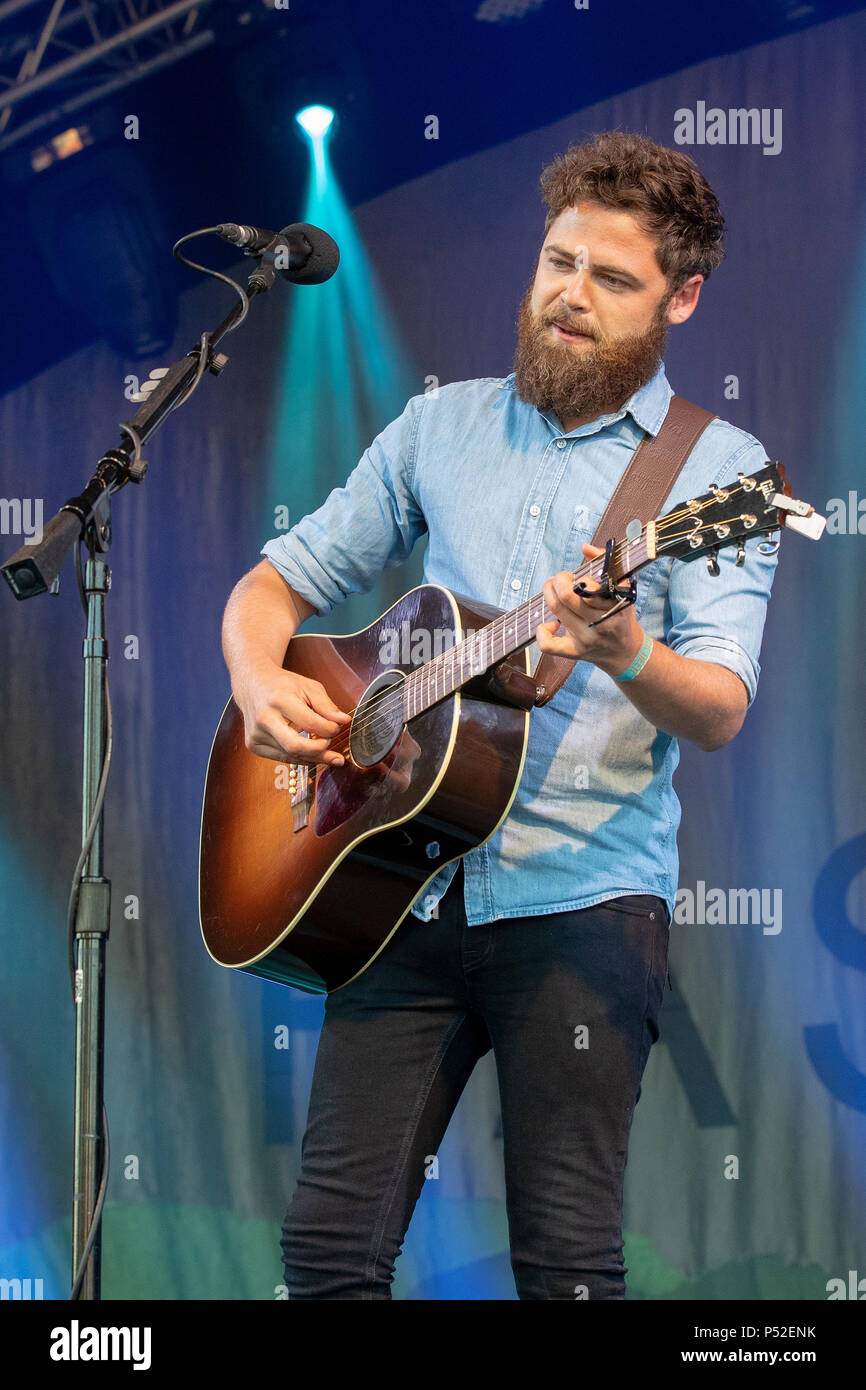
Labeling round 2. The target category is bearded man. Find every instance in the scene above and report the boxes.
[220,130,778,1300]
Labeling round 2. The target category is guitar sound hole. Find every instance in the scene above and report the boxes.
[350,669,406,767]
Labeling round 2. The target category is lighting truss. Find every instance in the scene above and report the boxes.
[0,0,217,153]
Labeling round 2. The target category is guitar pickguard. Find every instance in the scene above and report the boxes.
[313,724,430,836]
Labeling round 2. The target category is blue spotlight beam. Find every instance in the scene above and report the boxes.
[264,120,422,619]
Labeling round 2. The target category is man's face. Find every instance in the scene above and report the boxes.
[514,202,693,425]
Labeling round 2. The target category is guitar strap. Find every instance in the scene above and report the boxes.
[532,394,717,706]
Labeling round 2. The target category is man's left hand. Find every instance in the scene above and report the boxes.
[536,543,644,678]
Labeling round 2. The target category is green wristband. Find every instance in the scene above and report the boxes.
[615,632,654,682]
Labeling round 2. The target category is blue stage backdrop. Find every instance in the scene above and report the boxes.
[1,11,864,1299]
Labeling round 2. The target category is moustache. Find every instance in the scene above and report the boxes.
[545,317,599,341]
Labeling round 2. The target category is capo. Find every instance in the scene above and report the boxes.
[572,537,637,627]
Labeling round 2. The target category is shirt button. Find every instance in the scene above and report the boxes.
[529,505,540,517]
[555,439,567,449]
[511,579,522,591]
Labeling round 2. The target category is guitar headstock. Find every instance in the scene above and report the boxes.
[654,462,826,572]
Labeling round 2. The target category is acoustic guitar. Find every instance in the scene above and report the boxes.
[199,462,823,993]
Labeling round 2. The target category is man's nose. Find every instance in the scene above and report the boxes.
[560,266,591,309]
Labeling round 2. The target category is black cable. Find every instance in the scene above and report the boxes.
[69,1106,110,1301]
[169,227,253,415]
[119,421,144,468]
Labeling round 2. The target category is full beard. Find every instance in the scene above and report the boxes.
[512,286,672,424]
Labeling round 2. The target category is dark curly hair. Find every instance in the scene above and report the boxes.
[540,130,725,290]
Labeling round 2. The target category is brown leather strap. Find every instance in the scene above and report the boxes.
[533,394,716,706]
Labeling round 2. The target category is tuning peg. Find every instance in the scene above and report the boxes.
[735,539,746,567]
[705,548,720,577]
[757,531,781,556]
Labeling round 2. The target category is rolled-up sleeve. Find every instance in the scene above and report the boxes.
[260,393,428,616]
[663,438,780,706]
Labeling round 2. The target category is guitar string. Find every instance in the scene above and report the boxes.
[293,479,776,760]
[321,512,672,748]
[321,501,770,759]
[336,483,774,751]
[298,542,622,756]
[318,540,623,757]
[319,494,774,759]
[323,590,560,759]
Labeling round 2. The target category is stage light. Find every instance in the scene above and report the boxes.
[29,124,93,174]
[294,105,335,140]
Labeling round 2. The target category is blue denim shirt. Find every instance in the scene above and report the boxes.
[261,362,778,926]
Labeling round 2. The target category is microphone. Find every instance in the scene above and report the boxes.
[216,221,340,284]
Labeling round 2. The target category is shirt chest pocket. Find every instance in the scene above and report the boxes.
[558,504,602,571]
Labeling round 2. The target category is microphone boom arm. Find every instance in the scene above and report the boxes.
[2,262,265,598]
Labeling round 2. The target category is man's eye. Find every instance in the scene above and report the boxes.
[550,259,625,287]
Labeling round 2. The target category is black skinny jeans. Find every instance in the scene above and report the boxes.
[280,860,670,1300]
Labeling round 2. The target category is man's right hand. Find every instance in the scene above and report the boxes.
[233,661,350,766]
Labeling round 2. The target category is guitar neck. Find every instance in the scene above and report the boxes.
[402,528,654,721]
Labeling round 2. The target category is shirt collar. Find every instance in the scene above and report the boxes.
[501,359,673,438]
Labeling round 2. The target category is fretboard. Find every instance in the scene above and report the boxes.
[402,531,650,721]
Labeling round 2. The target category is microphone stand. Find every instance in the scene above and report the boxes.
[2,253,279,1300]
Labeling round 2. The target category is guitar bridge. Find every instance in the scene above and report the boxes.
[287,762,312,832]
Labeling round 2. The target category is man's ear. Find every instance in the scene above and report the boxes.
[666,274,704,325]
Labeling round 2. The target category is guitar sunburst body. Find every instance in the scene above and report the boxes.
[199,585,531,994]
